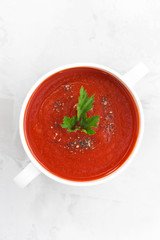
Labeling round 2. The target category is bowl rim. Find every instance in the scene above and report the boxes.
[19,63,144,186]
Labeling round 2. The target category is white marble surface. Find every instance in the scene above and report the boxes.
[0,0,160,239]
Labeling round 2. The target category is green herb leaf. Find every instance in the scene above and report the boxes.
[61,116,78,131]
[61,86,100,135]
[82,128,96,135]
[81,114,100,129]
[77,87,94,121]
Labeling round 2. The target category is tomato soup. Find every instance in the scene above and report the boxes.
[24,67,139,181]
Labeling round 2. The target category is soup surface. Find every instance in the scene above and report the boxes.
[24,67,139,181]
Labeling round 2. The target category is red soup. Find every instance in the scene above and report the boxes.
[24,67,139,181]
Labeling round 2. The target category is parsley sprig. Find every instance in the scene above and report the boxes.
[61,86,100,135]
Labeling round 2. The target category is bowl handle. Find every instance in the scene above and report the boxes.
[14,163,41,188]
[122,62,149,86]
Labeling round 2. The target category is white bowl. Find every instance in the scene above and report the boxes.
[14,62,148,187]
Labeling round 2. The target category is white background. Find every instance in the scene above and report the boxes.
[0,0,160,239]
